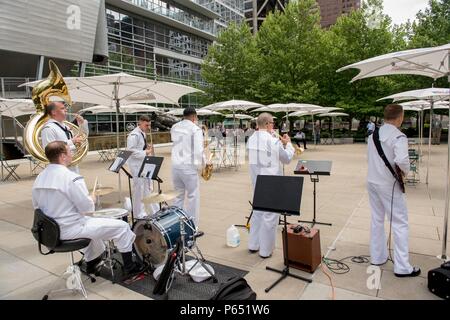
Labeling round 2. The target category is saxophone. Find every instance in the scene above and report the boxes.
[201,125,213,181]
[23,60,89,165]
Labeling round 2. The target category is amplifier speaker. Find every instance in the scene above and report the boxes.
[282,225,321,273]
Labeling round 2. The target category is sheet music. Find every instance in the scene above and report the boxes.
[110,157,123,172]
[140,163,156,178]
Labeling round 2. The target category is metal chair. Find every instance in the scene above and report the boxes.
[31,209,96,300]
[0,155,20,181]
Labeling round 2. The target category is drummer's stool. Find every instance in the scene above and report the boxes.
[31,209,96,300]
[103,240,124,284]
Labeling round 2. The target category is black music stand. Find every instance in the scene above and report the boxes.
[138,156,164,209]
[109,150,134,221]
[252,175,312,293]
[294,160,332,227]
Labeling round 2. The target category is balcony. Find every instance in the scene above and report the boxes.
[108,0,217,40]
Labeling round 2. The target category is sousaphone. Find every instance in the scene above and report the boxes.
[24,60,88,165]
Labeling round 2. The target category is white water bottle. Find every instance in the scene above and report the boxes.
[226,225,240,247]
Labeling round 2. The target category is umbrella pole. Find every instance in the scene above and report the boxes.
[312,114,316,147]
[114,83,122,203]
[234,109,237,171]
[419,110,423,162]
[332,117,334,144]
[426,102,434,185]
[439,76,450,260]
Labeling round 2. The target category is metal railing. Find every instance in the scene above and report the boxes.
[124,0,217,36]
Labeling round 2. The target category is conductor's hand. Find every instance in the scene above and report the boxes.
[280,134,291,146]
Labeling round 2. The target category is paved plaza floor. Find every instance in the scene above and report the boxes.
[0,143,447,300]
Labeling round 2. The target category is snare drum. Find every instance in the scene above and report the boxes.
[133,206,196,266]
[92,208,129,220]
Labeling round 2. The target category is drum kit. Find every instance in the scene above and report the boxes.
[90,190,216,290]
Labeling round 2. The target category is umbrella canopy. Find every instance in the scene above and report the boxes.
[378,88,450,102]
[166,108,222,116]
[201,100,263,112]
[21,73,202,106]
[337,43,450,260]
[225,114,253,120]
[317,112,349,117]
[337,43,450,82]
[81,104,160,114]
[0,98,35,118]
[289,107,342,117]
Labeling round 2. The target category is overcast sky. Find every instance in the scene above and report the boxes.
[382,0,430,25]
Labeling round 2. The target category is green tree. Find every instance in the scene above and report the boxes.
[200,22,259,104]
[254,0,323,104]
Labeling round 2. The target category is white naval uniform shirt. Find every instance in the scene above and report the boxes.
[170,120,204,174]
[247,130,295,187]
[32,164,94,236]
[126,127,148,177]
[41,119,76,154]
[367,123,410,186]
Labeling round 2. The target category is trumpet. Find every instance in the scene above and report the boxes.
[271,130,304,155]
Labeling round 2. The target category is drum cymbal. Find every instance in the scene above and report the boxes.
[89,186,114,196]
[143,190,181,204]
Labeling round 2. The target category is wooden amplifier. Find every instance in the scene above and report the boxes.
[282,225,322,273]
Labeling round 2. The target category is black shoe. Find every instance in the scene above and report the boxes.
[394,267,421,278]
[259,254,272,259]
[249,249,258,254]
[86,254,105,275]
[122,262,145,281]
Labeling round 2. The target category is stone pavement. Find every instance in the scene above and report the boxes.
[0,143,447,300]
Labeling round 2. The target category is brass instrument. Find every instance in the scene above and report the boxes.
[201,125,213,181]
[23,60,89,165]
[271,130,304,155]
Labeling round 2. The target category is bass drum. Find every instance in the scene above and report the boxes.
[132,206,196,267]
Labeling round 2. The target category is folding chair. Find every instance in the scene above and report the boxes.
[0,155,20,181]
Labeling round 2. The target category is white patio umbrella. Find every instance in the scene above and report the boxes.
[379,88,450,185]
[201,100,264,169]
[225,113,253,120]
[337,43,450,260]
[289,106,342,145]
[317,112,349,144]
[400,100,429,159]
[21,73,201,202]
[0,99,36,180]
[166,108,222,116]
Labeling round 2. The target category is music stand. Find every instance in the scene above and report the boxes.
[294,160,332,227]
[252,175,312,293]
[109,150,134,220]
[138,156,164,209]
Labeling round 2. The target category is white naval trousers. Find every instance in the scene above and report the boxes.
[61,216,136,262]
[133,177,159,219]
[367,182,413,274]
[248,210,279,257]
[172,168,200,227]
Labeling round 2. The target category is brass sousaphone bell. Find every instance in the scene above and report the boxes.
[24,60,88,165]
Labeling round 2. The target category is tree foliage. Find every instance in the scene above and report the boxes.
[200,0,450,119]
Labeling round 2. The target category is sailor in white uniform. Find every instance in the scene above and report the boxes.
[40,101,86,173]
[32,141,142,278]
[126,115,158,218]
[247,113,294,258]
[367,104,420,277]
[170,107,203,226]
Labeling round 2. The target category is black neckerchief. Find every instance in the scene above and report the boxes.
[51,121,73,140]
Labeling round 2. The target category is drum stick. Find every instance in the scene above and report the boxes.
[92,176,98,196]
